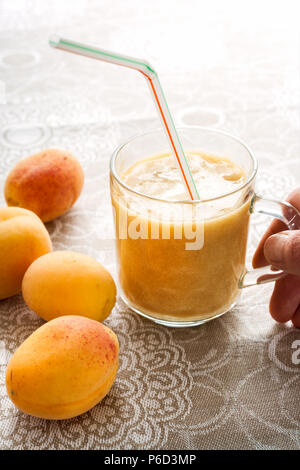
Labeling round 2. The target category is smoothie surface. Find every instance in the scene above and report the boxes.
[122,152,246,201]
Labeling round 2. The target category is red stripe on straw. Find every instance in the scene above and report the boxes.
[51,43,194,200]
[139,70,194,200]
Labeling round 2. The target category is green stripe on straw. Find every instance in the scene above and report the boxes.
[50,37,156,75]
[49,36,200,200]
[154,74,199,198]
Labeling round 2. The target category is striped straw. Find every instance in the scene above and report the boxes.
[49,35,199,201]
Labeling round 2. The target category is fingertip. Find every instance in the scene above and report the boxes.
[269,294,291,323]
[292,305,300,329]
[266,231,300,276]
[252,219,287,269]
[269,275,300,324]
[263,233,287,268]
[252,246,268,269]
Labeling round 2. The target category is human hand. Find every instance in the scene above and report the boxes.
[252,188,300,328]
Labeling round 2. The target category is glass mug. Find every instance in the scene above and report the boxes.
[110,127,300,327]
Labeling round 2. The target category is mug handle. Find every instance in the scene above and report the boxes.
[239,194,300,288]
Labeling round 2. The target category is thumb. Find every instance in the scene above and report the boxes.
[264,230,300,276]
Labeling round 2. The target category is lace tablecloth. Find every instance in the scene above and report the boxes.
[0,0,299,450]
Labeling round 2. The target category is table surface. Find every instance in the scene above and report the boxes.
[0,0,299,450]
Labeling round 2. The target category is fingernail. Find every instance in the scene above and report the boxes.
[264,233,288,265]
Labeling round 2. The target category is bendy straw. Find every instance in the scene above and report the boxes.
[49,35,200,201]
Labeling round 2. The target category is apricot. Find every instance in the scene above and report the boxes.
[0,207,52,300]
[22,251,116,322]
[4,149,84,222]
[6,315,119,420]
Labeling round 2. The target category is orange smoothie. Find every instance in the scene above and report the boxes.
[111,152,251,323]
